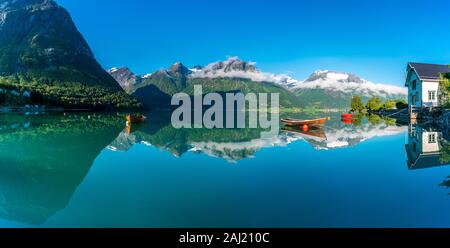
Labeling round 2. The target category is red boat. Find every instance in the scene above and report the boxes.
[341,113,354,119]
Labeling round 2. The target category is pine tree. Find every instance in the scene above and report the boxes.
[351,96,364,112]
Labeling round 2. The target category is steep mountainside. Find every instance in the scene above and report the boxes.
[0,0,140,109]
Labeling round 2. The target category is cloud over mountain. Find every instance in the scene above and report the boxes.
[109,57,407,109]
[188,57,406,99]
[294,70,407,98]
[189,57,302,89]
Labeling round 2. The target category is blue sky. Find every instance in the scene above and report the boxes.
[56,0,450,86]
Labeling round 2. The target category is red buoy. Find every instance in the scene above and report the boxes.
[302,125,309,132]
[341,113,354,119]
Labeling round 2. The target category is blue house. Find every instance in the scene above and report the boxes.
[406,63,450,108]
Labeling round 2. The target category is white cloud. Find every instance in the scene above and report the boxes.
[295,79,407,97]
[189,57,303,89]
[189,58,406,97]
[293,70,407,97]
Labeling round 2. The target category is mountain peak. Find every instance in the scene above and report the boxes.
[304,70,366,84]
[108,67,130,74]
[200,56,257,74]
[168,62,190,75]
[107,67,141,92]
[0,0,96,74]
[188,57,303,89]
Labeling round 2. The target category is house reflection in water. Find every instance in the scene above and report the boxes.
[405,125,449,170]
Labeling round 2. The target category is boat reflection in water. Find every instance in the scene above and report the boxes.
[282,125,327,143]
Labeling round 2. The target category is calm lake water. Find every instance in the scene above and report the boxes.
[0,111,449,228]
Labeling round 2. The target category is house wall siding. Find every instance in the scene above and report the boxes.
[407,70,422,107]
[421,81,440,107]
[421,131,440,153]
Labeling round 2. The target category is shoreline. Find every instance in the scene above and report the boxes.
[369,108,450,129]
[0,106,98,113]
[0,105,145,114]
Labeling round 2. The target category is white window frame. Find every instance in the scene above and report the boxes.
[428,134,437,144]
[428,91,436,101]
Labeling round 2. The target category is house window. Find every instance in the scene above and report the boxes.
[411,95,417,105]
[412,80,417,90]
[428,134,437,144]
[428,91,436,101]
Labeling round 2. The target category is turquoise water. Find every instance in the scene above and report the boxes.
[0,112,449,227]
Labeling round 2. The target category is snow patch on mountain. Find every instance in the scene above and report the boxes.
[107,67,142,91]
[190,57,303,88]
[326,72,350,81]
[294,70,407,97]
[108,67,120,73]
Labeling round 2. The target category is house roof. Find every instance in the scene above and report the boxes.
[408,62,450,81]
[407,152,448,170]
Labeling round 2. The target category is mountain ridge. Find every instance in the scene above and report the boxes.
[109,57,406,110]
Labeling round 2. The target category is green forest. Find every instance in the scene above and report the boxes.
[0,73,142,110]
[350,95,408,112]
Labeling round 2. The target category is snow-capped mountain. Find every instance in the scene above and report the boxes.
[190,57,303,89]
[294,70,407,98]
[126,59,302,109]
[293,70,407,109]
[188,57,406,100]
[110,57,407,109]
[107,67,142,92]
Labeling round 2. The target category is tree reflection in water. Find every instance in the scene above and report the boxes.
[0,113,123,224]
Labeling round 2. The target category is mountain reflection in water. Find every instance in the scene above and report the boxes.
[0,113,123,224]
[0,112,449,227]
[108,113,408,162]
